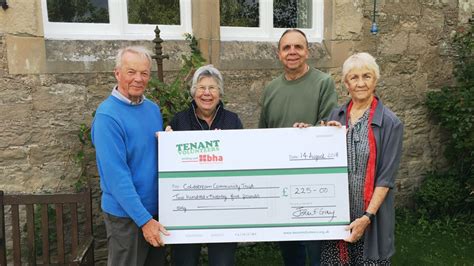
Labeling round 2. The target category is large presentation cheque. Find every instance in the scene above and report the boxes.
[158,127,350,244]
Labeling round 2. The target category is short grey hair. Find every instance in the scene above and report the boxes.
[190,65,224,97]
[342,52,380,81]
[278,28,308,50]
[115,46,153,70]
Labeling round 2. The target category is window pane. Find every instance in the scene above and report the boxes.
[220,0,259,27]
[46,0,109,23]
[128,0,180,25]
[274,0,312,28]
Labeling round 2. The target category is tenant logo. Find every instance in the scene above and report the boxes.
[176,140,220,155]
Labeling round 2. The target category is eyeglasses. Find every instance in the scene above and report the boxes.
[196,85,219,93]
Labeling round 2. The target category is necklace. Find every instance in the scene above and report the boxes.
[349,101,372,124]
[350,105,370,115]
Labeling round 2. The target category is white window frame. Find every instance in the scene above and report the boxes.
[220,0,324,43]
[41,0,192,40]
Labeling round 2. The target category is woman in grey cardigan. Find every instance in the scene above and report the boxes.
[321,52,403,264]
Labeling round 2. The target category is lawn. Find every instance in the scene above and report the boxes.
[229,210,474,265]
[236,242,283,265]
[392,210,474,265]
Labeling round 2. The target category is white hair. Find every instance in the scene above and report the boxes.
[342,52,380,81]
[190,65,224,97]
[115,46,152,69]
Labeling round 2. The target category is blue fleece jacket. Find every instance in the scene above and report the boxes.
[92,95,163,227]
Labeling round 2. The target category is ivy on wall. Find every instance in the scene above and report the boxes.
[147,33,205,125]
[425,21,473,204]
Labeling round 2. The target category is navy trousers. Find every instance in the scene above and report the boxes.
[279,241,321,266]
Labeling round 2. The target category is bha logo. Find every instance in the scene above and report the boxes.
[199,154,223,163]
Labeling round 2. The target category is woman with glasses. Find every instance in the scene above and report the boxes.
[167,64,243,132]
[166,64,242,266]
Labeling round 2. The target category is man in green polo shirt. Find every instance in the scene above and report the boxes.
[258,29,338,266]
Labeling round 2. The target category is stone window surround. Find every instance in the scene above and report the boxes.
[5,0,351,75]
[220,0,325,42]
[40,0,192,41]
[40,0,323,43]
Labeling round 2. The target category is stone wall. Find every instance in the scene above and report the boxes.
[218,0,473,203]
[0,0,473,264]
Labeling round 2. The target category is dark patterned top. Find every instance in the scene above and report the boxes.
[347,110,370,221]
[321,108,391,265]
[326,98,404,260]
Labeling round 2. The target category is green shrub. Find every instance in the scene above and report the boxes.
[425,20,473,203]
[414,172,471,218]
[393,21,474,265]
[147,33,205,125]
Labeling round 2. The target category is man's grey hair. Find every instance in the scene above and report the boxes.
[278,28,309,50]
[190,65,224,97]
[115,46,153,70]
[342,52,380,81]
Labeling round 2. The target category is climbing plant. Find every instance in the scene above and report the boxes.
[425,21,473,204]
[147,33,205,125]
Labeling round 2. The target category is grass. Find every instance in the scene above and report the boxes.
[392,210,474,265]
[236,242,283,265]
[234,211,474,265]
[195,210,474,265]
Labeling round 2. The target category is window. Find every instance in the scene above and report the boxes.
[46,0,110,23]
[41,0,191,40]
[220,0,324,42]
[221,0,259,27]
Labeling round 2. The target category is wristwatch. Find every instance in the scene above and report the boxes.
[363,211,375,223]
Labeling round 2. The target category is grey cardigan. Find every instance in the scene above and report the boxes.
[327,97,403,260]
